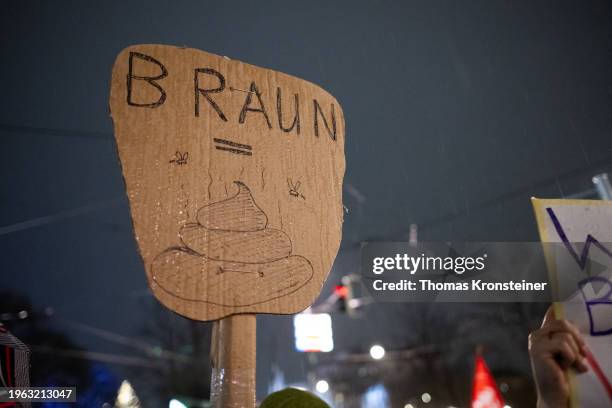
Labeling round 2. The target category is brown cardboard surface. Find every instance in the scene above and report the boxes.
[110,44,345,321]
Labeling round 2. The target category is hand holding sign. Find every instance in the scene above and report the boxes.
[110,44,345,406]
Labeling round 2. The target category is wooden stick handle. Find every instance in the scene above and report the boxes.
[210,314,257,408]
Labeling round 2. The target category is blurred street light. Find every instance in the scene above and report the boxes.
[369,344,385,360]
[168,399,187,408]
[115,380,140,408]
[315,379,329,393]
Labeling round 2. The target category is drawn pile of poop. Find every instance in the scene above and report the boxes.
[151,181,314,307]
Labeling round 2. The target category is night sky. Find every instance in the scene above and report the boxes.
[2,0,612,405]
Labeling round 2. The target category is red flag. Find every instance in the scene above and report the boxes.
[471,354,505,408]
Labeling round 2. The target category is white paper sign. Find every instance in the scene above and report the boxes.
[533,198,612,407]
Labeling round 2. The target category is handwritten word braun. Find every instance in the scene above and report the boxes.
[372,253,487,275]
[125,52,338,141]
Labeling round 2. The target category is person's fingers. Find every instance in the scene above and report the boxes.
[528,329,547,352]
[552,332,579,357]
[575,356,589,373]
[549,338,578,369]
[529,328,566,357]
[529,327,556,351]
[551,332,589,372]
[541,306,556,327]
[544,319,587,354]
[529,326,590,374]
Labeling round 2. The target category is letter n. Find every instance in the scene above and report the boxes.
[313,99,337,141]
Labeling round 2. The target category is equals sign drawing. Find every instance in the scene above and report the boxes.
[213,138,253,156]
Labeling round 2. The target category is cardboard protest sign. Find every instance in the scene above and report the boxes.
[532,198,612,407]
[110,44,345,321]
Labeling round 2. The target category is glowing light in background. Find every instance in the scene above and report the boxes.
[315,379,329,393]
[294,313,334,352]
[168,399,187,408]
[362,383,390,407]
[369,344,385,360]
[115,380,140,408]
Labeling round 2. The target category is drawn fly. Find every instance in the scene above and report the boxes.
[170,151,188,165]
[288,178,305,200]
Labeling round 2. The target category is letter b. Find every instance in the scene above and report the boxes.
[127,52,168,108]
